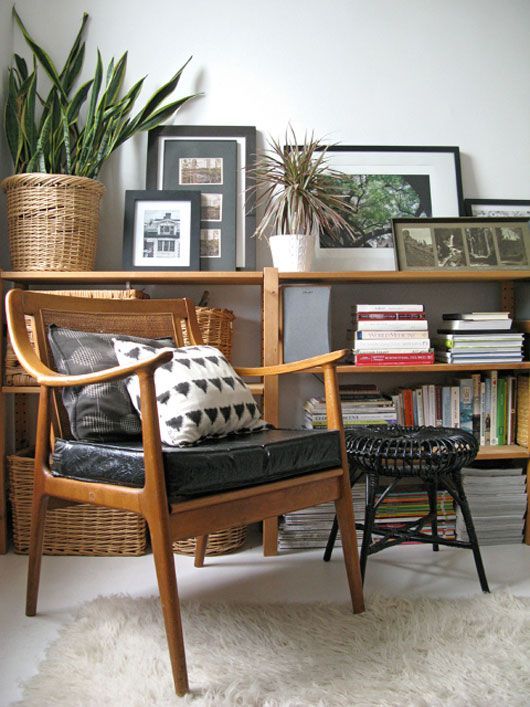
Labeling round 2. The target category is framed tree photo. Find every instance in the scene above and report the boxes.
[147,125,257,271]
[314,146,464,271]
[123,190,200,271]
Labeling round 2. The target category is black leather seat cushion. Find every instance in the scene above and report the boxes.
[52,428,342,500]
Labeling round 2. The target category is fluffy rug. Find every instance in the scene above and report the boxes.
[17,593,530,706]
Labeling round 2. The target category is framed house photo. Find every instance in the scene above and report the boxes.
[464,198,530,219]
[393,217,530,272]
[147,125,257,271]
[314,146,464,271]
[123,190,200,271]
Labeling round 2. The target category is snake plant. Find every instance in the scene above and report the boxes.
[5,9,198,178]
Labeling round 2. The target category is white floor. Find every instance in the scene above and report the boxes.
[1,532,529,706]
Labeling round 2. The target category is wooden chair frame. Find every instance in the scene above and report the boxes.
[6,289,364,696]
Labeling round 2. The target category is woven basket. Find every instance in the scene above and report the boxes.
[4,288,149,386]
[1,173,105,271]
[8,449,147,556]
[174,526,247,556]
[516,375,529,447]
[185,307,235,360]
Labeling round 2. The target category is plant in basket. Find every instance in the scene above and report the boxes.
[2,9,199,272]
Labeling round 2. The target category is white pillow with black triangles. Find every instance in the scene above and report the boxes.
[112,339,269,446]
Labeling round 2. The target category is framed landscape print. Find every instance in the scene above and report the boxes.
[393,217,530,271]
[123,190,200,271]
[147,125,257,270]
[464,198,530,219]
[314,146,464,271]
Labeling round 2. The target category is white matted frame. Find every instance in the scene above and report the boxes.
[147,126,256,270]
[314,146,464,272]
[464,198,530,219]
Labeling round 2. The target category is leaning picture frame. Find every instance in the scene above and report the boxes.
[393,217,530,272]
[123,190,201,271]
[314,146,464,272]
[147,125,256,271]
[464,198,530,219]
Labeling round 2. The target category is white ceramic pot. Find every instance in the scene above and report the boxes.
[268,233,315,272]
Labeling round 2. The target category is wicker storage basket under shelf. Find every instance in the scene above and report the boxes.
[516,375,529,447]
[4,288,149,386]
[8,449,147,556]
[173,526,247,556]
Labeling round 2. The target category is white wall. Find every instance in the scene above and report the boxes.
[3,0,530,421]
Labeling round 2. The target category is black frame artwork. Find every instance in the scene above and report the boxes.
[147,125,257,271]
[464,198,530,218]
[393,216,530,272]
[123,190,200,271]
[312,145,464,271]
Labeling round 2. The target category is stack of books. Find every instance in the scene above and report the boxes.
[433,312,524,364]
[351,304,433,366]
[456,466,527,545]
[304,384,397,429]
[392,373,520,445]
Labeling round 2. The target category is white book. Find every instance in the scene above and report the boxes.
[489,371,498,446]
[439,319,512,331]
[443,312,510,320]
[353,338,431,351]
[450,386,460,427]
[479,381,486,447]
[355,320,428,331]
[354,330,429,340]
[354,304,424,312]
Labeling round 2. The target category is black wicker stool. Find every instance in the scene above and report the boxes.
[323,425,490,592]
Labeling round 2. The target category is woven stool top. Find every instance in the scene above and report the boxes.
[345,425,478,479]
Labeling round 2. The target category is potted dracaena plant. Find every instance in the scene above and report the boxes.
[2,9,198,272]
[251,127,357,271]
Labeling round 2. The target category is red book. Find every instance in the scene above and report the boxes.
[401,388,414,426]
[355,312,426,321]
[354,352,435,366]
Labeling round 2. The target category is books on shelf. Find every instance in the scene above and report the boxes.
[442,312,511,321]
[351,304,433,366]
[304,386,397,429]
[438,319,513,331]
[434,313,523,363]
[456,466,527,545]
[392,373,522,446]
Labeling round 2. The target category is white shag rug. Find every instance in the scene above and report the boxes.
[17,593,530,706]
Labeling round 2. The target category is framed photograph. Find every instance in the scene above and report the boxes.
[147,125,256,271]
[393,217,530,271]
[313,146,464,271]
[123,190,200,271]
[464,198,530,219]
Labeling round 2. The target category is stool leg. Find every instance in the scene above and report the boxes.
[427,481,439,552]
[323,515,339,562]
[360,473,378,583]
[453,472,490,593]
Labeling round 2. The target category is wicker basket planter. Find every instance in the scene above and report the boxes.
[1,173,105,272]
[8,449,147,556]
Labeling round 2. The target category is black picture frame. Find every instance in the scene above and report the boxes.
[147,125,256,271]
[312,145,464,271]
[393,216,530,272]
[464,198,530,218]
[123,190,200,271]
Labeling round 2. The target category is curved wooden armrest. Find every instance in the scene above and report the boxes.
[236,349,349,377]
[24,349,173,389]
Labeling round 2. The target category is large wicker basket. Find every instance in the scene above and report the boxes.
[1,173,105,272]
[8,449,147,556]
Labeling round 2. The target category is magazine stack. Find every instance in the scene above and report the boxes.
[456,466,527,545]
[433,312,524,364]
[304,384,397,429]
[351,304,433,366]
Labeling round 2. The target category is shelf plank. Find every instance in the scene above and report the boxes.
[300,362,530,374]
[1,271,264,285]
[476,445,529,460]
[279,270,530,283]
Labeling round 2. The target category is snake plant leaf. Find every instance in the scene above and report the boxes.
[61,43,85,96]
[62,110,72,173]
[21,70,37,155]
[58,12,88,89]
[101,52,127,107]
[66,79,94,124]
[14,54,28,81]
[130,94,197,136]
[5,71,22,167]
[13,7,68,104]
[27,109,53,172]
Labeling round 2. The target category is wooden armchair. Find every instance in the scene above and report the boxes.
[6,289,364,696]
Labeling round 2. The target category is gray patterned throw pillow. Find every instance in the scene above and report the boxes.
[48,326,172,441]
[112,340,269,446]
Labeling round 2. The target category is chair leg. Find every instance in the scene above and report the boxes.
[148,515,189,696]
[323,515,339,562]
[194,535,208,567]
[26,492,49,617]
[334,491,365,614]
[452,472,490,593]
[358,473,378,583]
[427,481,439,551]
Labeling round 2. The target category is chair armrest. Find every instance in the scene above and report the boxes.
[25,350,173,388]
[235,349,348,377]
